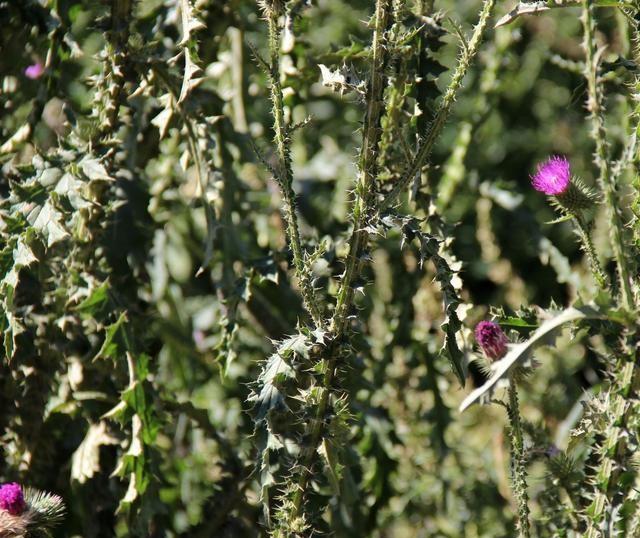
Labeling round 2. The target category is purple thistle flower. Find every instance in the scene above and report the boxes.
[474,321,508,360]
[531,156,571,196]
[24,62,44,80]
[0,483,26,516]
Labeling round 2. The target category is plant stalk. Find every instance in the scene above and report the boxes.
[573,213,607,289]
[286,0,391,526]
[381,0,497,211]
[507,380,531,538]
[266,7,323,327]
[581,1,634,310]
[330,0,391,336]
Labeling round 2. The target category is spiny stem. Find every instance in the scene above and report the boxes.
[266,6,323,327]
[507,380,531,538]
[330,0,391,335]
[581,1,633,310]
[286,0,392,525]
[573,213,607,289]
[381,0,497,211]
[95,0,133,143]
[625,8,640,310]
[287,356,336,525]
[584,360,639,536]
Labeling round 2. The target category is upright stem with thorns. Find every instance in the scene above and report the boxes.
[285,1,391,526]
[263,0,498,529]
[581,1,633,310]
[507,380,531,538]
[381,0,497,210]
[266,4,323,327]
[573,213,607,289]
[330,0,391,335]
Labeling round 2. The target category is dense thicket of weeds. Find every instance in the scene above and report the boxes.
[1,1,639,536]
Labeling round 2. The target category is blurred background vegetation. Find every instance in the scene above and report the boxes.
[0,0,638,536]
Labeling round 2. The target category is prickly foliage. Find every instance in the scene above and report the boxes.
[2,0,640,536]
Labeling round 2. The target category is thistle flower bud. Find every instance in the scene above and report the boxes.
[531,156,596,213]
[0,483,26,516]
[474,321,508,361]
[0,485,65,536]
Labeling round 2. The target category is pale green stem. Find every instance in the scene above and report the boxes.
[286,0,391,525]
[266,9,323,327]
[573,213,607,289]
[507,380,531,538]
[581,1,633,310]
[330,0,391,335]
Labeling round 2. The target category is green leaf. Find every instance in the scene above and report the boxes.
[94,312,128,360]
[250,349,295,421]
[79,156,113,181]
[76,281,110,315]
[151,94,175,139]
[31,200,69,247]
[498,317,539,329]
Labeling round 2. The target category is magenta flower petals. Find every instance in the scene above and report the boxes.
[24,62,45,80]
[474,321,508,360]
[531,156,571,196]
[0,483,26,516]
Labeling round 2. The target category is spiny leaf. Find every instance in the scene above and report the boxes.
[390,214,467,385]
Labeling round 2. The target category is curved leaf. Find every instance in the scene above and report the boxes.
[459,306,602,412]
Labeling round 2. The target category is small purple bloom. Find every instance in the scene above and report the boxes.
[24,61,44,80]
[531,156,571,196]
[0,483,26,516]
[475,321,508,360]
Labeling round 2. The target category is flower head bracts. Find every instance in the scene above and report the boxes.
[0,483,25,516]
[531,156,571,196]
[475,321,508,361]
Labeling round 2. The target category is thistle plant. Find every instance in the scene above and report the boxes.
[530,155,605,288]
[3,0,640,536]
[250,0,497,532]
[581,0,634,310]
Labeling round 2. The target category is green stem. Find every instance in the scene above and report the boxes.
[330,0,391,335]
[507,380,531,538]
[287,356,336,523]
[573,213,607,289]
[381,0,497,211]
[286,0,391,525]
[581,1,633,310]
[266,7,323,327]
[626,9,640,310]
